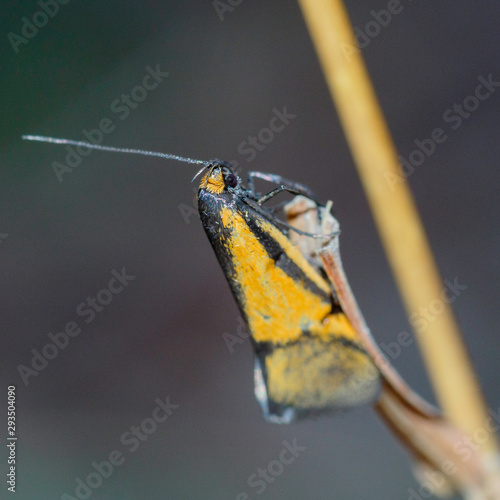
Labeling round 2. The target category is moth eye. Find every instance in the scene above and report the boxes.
[226,173,237,188]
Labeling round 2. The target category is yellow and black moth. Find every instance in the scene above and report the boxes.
[196,161,380,422]
[22,134,380,423]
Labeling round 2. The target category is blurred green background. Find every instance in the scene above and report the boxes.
[2,2,500,499]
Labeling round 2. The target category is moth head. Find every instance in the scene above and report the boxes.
[198,160,239,194]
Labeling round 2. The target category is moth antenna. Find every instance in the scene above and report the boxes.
[22,135,206,166]
[191,165,211,183]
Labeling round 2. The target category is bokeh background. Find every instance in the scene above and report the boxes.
[2,2,500,499]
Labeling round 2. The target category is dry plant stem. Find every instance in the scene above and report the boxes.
[297,0,499,477]
[318,229,484,496]
[286,197,492,497]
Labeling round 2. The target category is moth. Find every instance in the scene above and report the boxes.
[23,135,488,495]
[196,161,380,422]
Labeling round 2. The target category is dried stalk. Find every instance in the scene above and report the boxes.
[285,196,500,498]
[293,0,500,494]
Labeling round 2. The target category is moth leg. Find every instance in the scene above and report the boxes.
[243,196,337,240]
[245,172,334,239]
[247,171,319,203]
[257,186,303,205]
